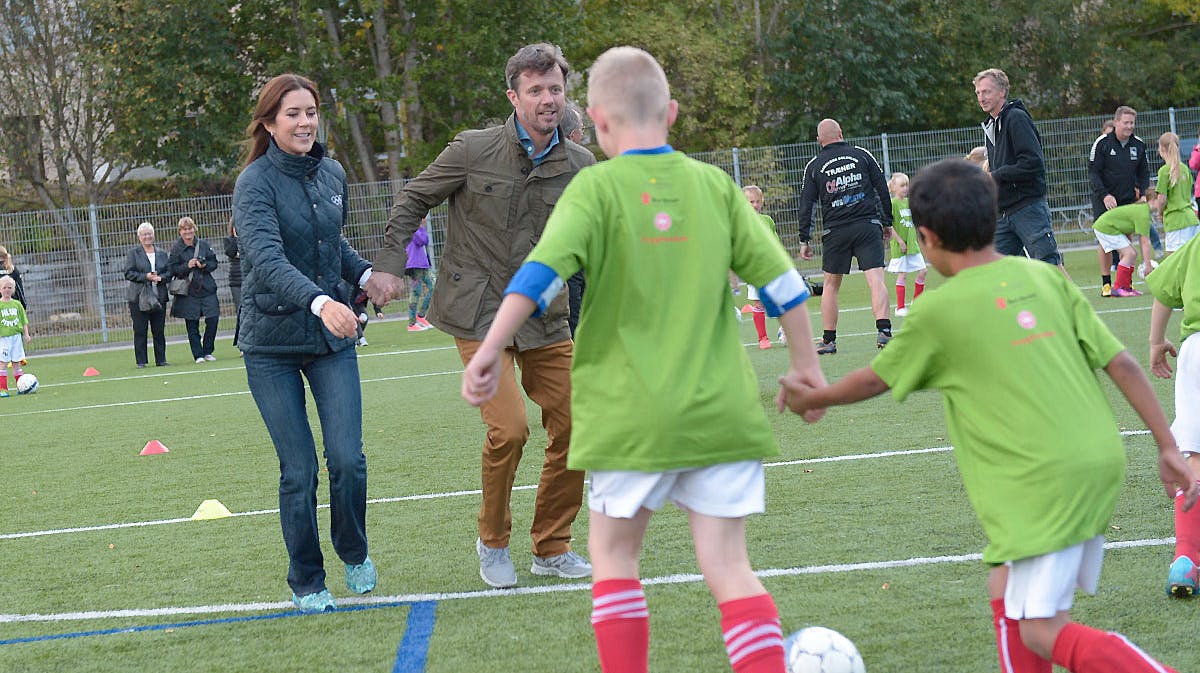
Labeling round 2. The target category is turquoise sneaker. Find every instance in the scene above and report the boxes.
[1167,556,1198,598]
[292,589,336,613]
[345,556,377,594]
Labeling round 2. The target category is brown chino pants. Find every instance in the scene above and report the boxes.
[455,337,584,557]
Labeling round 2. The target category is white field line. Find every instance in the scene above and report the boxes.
[0,370,464,417]
[0,537,1175,624]
[0,431,1151,542]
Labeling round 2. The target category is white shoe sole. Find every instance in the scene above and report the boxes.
[479,567,517,588]
[530,563,592,579]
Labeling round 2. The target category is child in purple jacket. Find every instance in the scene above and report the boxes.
[405,216,435,332]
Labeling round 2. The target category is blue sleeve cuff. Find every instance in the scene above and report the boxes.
[505,261,564,317]
[758,269,810,317]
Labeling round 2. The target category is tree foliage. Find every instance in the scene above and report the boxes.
[0,0,1198,205]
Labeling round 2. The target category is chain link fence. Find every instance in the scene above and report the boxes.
[4,106,1197,353]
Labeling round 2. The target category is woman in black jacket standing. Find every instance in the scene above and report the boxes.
[232,73,375,613]
[168,216,220,363]
[123,222,172,368]
[223,218,243,310]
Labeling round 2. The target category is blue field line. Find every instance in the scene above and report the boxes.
[0,600,423,647]
[392,601,437,673]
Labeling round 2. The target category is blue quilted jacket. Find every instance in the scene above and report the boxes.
[232,139,371,355]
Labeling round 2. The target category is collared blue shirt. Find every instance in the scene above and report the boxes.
[515,117,560,166]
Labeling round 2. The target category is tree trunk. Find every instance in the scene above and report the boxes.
[320,5,378,182]
[366,2,402,180]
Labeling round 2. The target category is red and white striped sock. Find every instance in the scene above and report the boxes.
[719,594,786,673]
[591,579,649,673]
[990,599,1050,673]
[1051,622,1178,673]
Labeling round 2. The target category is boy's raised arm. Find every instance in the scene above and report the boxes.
[1104,350,1198,508]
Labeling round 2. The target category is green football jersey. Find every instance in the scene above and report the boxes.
[1146,232,1200,340]
[889,198,918,258]
[1093,202,1151,237]
[1158,164,1199,232]
[870,256,1126,564]
[527,150,797,472]
[0,298,27,337]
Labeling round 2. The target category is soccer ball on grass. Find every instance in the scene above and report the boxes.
[16,373,38,394]
[784,626,865,673]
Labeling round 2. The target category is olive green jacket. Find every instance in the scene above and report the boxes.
[376,114,596,349]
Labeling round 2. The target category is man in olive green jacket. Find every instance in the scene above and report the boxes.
[367,43,595,588]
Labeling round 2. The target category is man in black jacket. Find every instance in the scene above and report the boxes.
[1089,105,1156,295]
[797,118,893,354]
[973,68,1067,276]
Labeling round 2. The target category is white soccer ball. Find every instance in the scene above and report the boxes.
[785,626,866,673]
[16,373,38,394]
[1138,259,1158,279]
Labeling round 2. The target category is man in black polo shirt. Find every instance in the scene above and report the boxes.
[1089,105,1155,296]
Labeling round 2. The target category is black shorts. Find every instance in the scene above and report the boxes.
[821,220,886,274]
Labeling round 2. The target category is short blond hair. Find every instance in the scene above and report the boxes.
[888,172,909,191]
[742,185,763,199]
[0,276,14,290]
[178,216,196,230]
[587,46,669,127]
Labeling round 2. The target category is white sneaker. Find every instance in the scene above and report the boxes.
[895,307,908,316]
[357,336,368,346]
[195,357,205,364]
[531,550,592,579]
[777,326,786,344]
[476,538,517,588]
[203,354,216,361]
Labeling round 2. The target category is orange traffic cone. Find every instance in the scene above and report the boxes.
[83,367,100,377]
[140,440,170,456]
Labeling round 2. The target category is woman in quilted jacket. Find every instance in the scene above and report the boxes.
[232,74,376,613]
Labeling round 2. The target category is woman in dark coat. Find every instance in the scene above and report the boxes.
[123,222,172,368]
[0,245,27,308]
[223,218,243,309]
[168,216,220,363]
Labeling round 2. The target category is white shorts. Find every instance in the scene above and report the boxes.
[1165,226,1199,252]
[1003,535,1104,620]
[1174,332,1200,454]
[1094,231,1132,254]
[746,285,760,301]
[0,334,25,363]
[887,253,927,274]
[588,460,765,519]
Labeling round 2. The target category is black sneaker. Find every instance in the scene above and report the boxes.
[877,332,892,348]
[816,340,837,355]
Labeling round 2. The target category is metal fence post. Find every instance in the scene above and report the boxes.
[881,133,891,177]
[88,203,109,342]
[1169,107,1176,135]
[732,147,741,186]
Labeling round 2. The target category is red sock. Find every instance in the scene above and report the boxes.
[1051,622,1178,673]
[1175,485,1200,562]
[0,373,7,391]
[914,281,925,299]
[1116,264,1134,290]
[990,599,1050,673]
[895,284,906,309]
[592,579,649,673]
[719,594,786,673]
[752,309,767,340]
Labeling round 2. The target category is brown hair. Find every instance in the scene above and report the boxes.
[240,74,321,169]
[505,43,569,92]
[972,68,1009,94]
[1114,105,1137,120]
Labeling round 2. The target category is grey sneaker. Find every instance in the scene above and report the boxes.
[531,550,592,579]
[877,332,892,349]
[816,340,837,355]
[476,538,517,588]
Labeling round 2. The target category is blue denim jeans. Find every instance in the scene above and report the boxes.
[996,199,1062,265]
[244,346,367,596]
